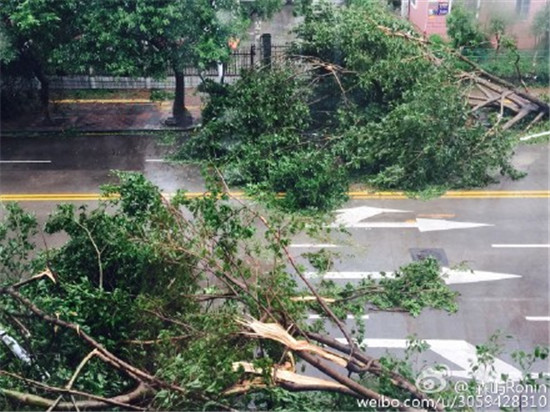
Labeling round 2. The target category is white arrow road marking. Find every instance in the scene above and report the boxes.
[305,267,521,284]
[335,338,523,383]
[332,207,491,232]
[525,316,550,321]
[441,268,521,284]
[350,218,491,232]
[492,244,550,248]
[290,244,340,248]
[333,206,409,226]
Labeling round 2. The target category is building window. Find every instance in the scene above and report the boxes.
[516,0,530,18]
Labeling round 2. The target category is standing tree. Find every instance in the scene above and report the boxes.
[445,3,487,52]
[0,0,80,122]
[56,0,286,126]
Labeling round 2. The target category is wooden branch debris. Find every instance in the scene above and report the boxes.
[225,362,358,397]
[0,287,190,395]
[238,318,348,367]
[238,318,441,412]
[290,295,336,303]
[305,331,443,411]
[374,24,549,130]
[10,268,56,290]
[462,72,544,130]
[0,382,151,411]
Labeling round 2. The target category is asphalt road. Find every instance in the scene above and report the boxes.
[1,134,549,380]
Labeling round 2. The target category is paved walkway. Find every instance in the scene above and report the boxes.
[1,89,203,132]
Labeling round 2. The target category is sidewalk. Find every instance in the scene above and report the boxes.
[1,88,203,133]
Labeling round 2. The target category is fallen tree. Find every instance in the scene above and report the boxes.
[183,0,545,211]
[0,173,454,410]
[1,174,547,410]
[373,23,549,129]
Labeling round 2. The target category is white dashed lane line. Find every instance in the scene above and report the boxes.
[492,244,550,248]
[0,160,52,164]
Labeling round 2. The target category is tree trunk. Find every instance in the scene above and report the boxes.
[27,55,52,124]
[173,67,186,119]
[36,73,52,124]
[167,67,192,126]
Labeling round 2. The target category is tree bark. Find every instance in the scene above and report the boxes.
[167,67,192,126]
[31,60,52,124]
[173,67,186,119]
[23,52,52,124]
[0,383,151,410]
[37,74,51,124]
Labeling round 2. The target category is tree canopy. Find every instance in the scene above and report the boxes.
[0,0,82,121]
[1,0,290,123]
[182,1,520,211]
[53,0,290,123]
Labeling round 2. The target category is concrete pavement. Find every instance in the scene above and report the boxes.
[1,89,203,132]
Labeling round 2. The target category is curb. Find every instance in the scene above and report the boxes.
[0,124,201,137]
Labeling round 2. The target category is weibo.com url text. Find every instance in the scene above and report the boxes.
[357,393,549,410]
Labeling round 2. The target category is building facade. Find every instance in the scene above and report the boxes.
[406,0,549,49]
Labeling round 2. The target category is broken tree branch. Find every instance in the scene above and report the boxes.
[298,351,420,412]
[375,23,549,124]
[0,371,150,411]
[0,287,188,395]
[305,331,444,411]
[66,349,99,389]
[74,221,104,290]
[226,361,360,398]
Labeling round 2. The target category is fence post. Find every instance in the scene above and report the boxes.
[250,44,256,67]
[260,33,272,66]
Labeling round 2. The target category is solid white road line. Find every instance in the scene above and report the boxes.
[145,159,167,163]
[519,130,550,141]
[525,316,550,321]
[307,314,369,320]
[0,160,52,164]
[492,244,550,248]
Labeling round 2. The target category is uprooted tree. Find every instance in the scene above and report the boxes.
[1,173,548,410]
[182,0,548,211]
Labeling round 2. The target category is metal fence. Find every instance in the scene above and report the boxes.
[49,43,290,89]
[464,49,549,64]
[464,49,549,82]
[180,46,258,77]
